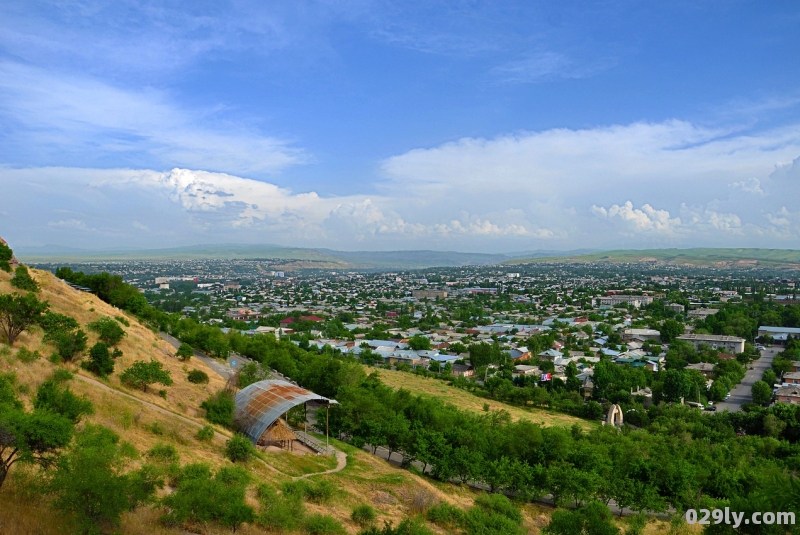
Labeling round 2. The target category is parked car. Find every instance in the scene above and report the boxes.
[705,406,717,411]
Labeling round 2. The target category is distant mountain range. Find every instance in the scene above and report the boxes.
[15,243,595,269]
[505,248,800,268]
[20,244,799,270]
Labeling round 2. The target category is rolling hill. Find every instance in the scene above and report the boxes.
[505,248,800,268]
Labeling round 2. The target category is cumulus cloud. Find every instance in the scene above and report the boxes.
[3,116,800,251]
[730,177,764,195]
[592,202,680,233]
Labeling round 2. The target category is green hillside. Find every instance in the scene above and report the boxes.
[505,248,800,268]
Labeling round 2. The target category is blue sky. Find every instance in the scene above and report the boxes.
[2,0,800,252]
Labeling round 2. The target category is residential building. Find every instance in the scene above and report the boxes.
[776,385,800,404]
[677,334,745,354]
[412,290,448,299]
[687,308,719,320]
[758,326,800,345]
[596,295,654,308]
[685,362,716,377]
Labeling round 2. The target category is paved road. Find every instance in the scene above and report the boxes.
[715,346,778,412]
[160,331,236,379]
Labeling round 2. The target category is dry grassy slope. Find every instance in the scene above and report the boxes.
[373,368,596,430]
[0,268,682,535]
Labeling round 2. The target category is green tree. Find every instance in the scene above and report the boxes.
[48,425,161,535]
[119,360,173,392]
[407,335,432,351]
[10,265,39,292]
[658,319,684,344]
[708,380,728,402]
[225,434,255,463]
[0,242,13,272]
[762,369,777,386]
[751,380,772,406]
[161,464,254,533]
[176,342,193,360]
[52,328,89,363]
[0,391,74,489]
[0,292,49,346]
[33,378,93,423]
[88,317,126,346]
[84,342,115,377]
[201,390,236,427]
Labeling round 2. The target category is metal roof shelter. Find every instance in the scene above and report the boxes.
[234,380,336,445]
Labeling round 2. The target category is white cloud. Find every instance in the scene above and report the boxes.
[4,116,800,251]
[730,177,764,195]
[0,62,304,175]
[592,202,680,233]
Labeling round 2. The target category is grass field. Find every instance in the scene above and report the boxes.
[372,368,596,430]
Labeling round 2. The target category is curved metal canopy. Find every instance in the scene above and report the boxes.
[234,380,335,444]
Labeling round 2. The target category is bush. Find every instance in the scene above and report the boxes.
[15,348,39,363]
[351,504,377,527]
[176,343,193,361]
[360,518,434,535]
[472,493,522,525]
[147,443,179,463]
[302,514,346,535]
[83,342,115,377]
[0,242,12,272]
[426,503,466,527]
[88,317,126,346]
[161,464,254,532]
[200,390,235,427]
[114,315,130,327]
[282,479,337,503]
[225,433,255,463]
[10,266,39,292]
[196,425,215,441]
[187,369,209,384]
[33,378,94,423]
[257,484,305,531]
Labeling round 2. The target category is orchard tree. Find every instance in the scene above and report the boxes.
[0,292,49,346]
[120,360,173,393]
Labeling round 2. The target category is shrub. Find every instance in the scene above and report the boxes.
[282,479,337,503]
[147,443,179,463]
[360,518,434,535]
[0,242,12,272]
[225,433,255,463]
[33,378,94,423]
[176,343,193,361]
[161,464,254,532]
[187,369,209,384]
[83,342,115,377]
[302,514,346,535]
[426,503,466,527]
[88,317,126,346]
[52,368,74,383]
[10,266,39,292]
[351,504,377,527]
[15,347,39,363]
[257,484,305,531]
[51,328,89,363]
[196,425,215,441]
[472,493,522,525]
[114,315,130,327]
[200,390,235,427]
